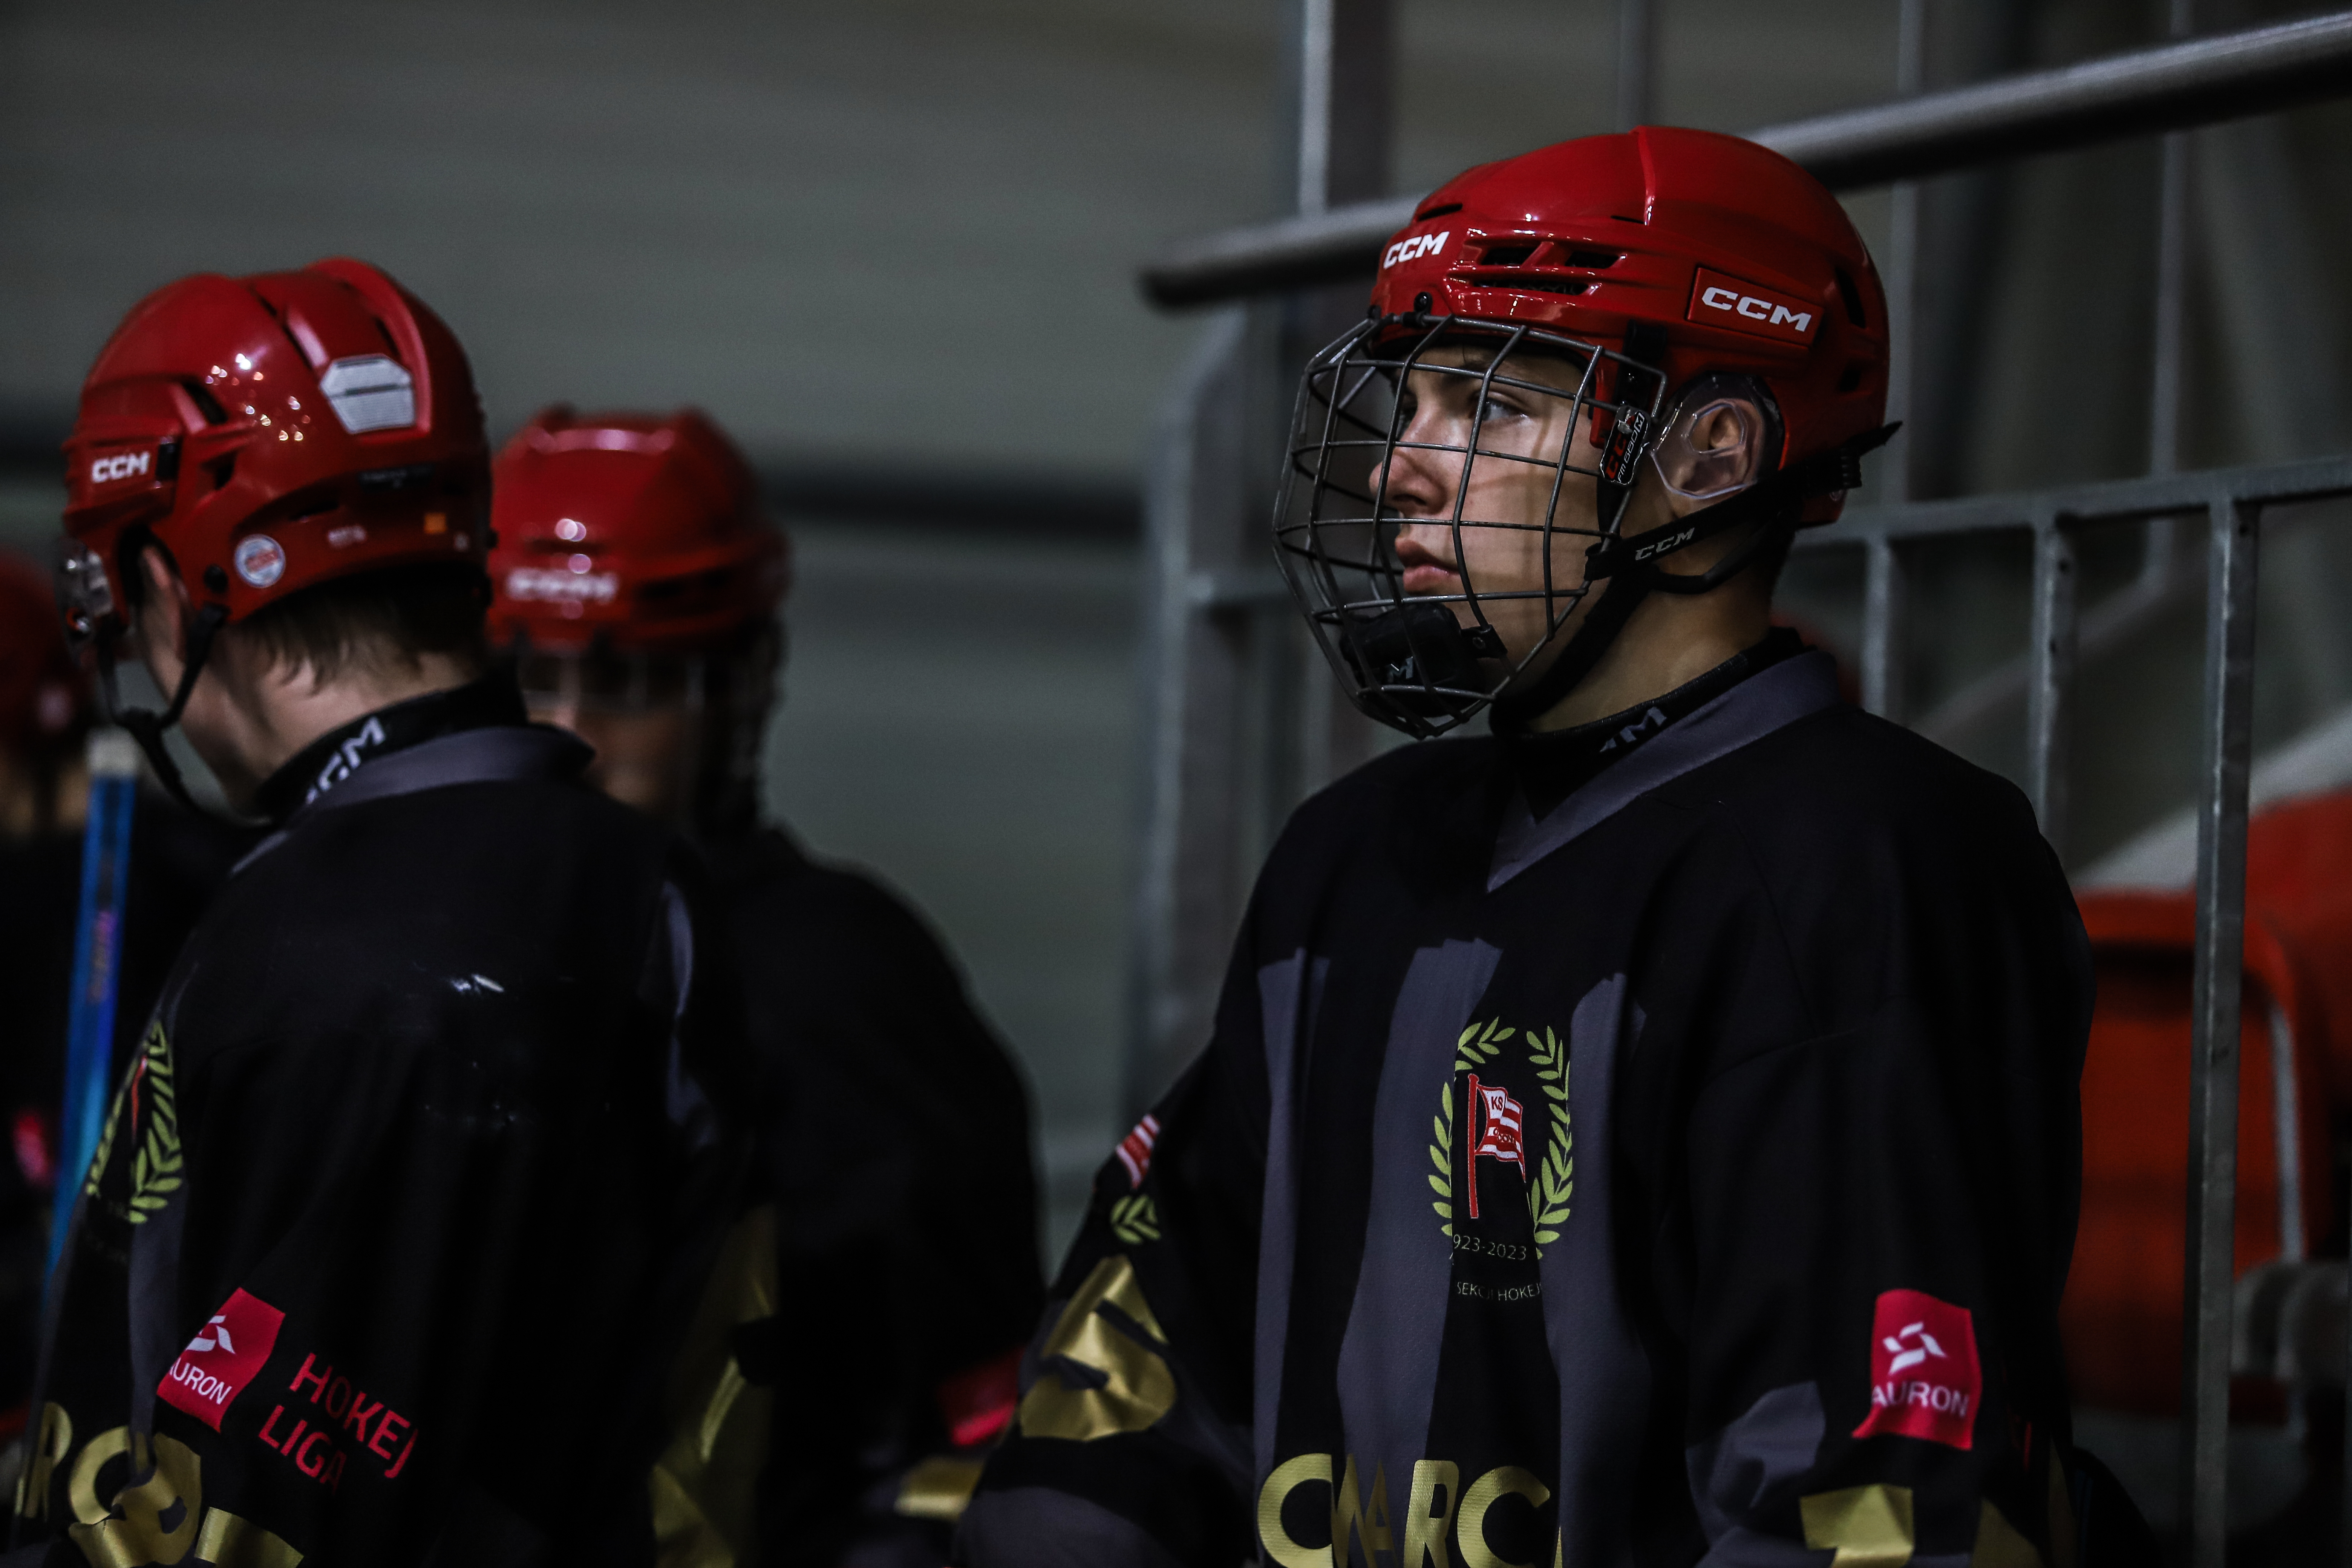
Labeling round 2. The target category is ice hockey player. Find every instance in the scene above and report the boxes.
[486,406,1044,1564]
[959,128,2103,1566]
[21,261,763,1567]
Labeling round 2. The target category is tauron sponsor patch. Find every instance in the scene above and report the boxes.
[1686,267,1821,344]
[158,1288,286,1431]
[1852,1288,1980,1449]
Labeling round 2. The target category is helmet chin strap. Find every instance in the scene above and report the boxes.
[1486,572,1652,735]
[1487,421,1899,736]
[95,602,229,815]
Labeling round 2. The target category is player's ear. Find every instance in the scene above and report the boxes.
[1651,392,1767,512]
[133,539,191,652]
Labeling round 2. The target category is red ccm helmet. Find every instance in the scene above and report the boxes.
[0,550,90,758]
[488,407,789,837]
[487,406,787,659]
[1274,126,1893,737]
[57,259,488,785]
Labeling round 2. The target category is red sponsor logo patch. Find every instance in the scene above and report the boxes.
[1852,1288,1980,1449]
[158,1288,285,1431]
[1686,267,1822,344]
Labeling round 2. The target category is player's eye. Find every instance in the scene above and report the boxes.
[1476,393,1525,425]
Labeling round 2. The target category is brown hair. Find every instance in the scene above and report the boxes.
[127,536,489,687]
[233,561,490,685]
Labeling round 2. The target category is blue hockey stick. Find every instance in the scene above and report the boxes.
[50,730,138,1278]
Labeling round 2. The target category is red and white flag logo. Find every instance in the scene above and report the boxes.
[158,1288,285,1431]
[1852,1288,1980,1449]
[1114,1113,1161,1189]
[1464,1073,1526,1219]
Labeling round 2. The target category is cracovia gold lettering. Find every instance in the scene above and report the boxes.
[1265,1456,1553,1568]
[1401,1460,1459,1568]
[1259,1453,1336,1568]
[1458,1465,1552,1568]
[1331,1456,1394,1567]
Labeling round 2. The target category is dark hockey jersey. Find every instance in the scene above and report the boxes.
[708,828,1042,1565]
[10,680,761,1568]
[960,643,2092,1568]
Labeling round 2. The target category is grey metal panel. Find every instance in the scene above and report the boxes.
[1125,0,1396,1119]
[2182,496,2259,1568]
[1125,311,1259,1117]
[1615,0,1655,133]
[1859,537,1906,721]
[2025,513,2076,853]
[1138,9,2352,308]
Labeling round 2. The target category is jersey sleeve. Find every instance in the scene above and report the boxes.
[1658,792,2091,1566]
[957,918,1273,1568]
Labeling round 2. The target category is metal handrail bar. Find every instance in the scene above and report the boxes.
[1139,9,2352,308]
[1805,452,2352,545]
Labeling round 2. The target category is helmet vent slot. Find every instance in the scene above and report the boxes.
[1462,273,1588,297]
[1563,248,1622,269]
[1477,242,1539,267]
[182,381,230,426]
[1415,201,1464,222]
[1837,361,1866,395]
[1834,266,1868,328]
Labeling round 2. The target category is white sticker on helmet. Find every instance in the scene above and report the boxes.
[318,355,416,434]
[505,566,619,604]
[234,534,286,588]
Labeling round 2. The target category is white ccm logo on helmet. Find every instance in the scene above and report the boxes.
[1686,266,1822,344]
[89,450,153,485]
[1381,231,1451,271]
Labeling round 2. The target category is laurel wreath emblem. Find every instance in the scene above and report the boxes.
[1427,1017,1574,1254]
[83,1021,182,1224]
[1109,1193,1161,1246]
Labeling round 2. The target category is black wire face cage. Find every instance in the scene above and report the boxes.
[510,629,782,839]
[1274,313,1670,739]
[513,645,711,714]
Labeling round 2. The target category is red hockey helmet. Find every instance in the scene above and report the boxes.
[57,259,489,646]
[1275,127,1893,737]
[486,407,788,657]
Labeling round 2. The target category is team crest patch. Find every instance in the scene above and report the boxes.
[84,1021,182,1223]
[1853,1288,1980,1449]
[1428,1018,1573,1251]
[1114,1113,1161,1188]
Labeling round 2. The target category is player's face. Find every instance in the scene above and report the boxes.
[514,647,707,824]
[533,699,699,822]
[1369,345,1605,666]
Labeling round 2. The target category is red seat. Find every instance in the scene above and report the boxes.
[2244,789,2352,1109]
[2063,891,2331,1415]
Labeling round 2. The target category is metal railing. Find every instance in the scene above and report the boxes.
[1127,6,2352,1564]
[1137,8,2352,308]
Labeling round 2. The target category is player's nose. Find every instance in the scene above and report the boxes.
[1371,410,1452,519]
